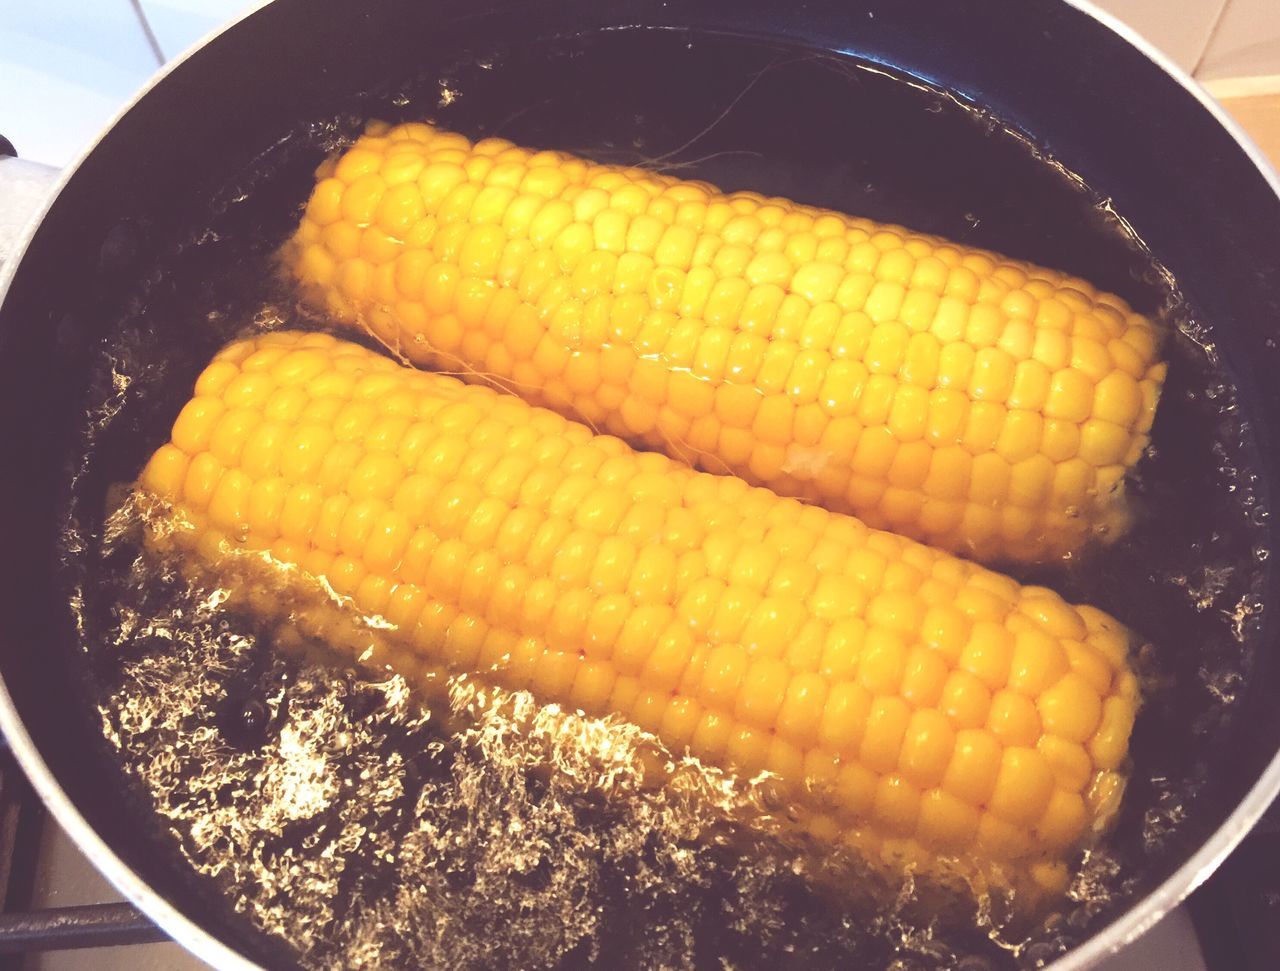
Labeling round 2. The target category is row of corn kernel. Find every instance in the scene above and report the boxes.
[289,124,1162,562]
[144,333,1135,878]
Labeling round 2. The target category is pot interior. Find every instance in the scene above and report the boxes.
[1,1,1278,968]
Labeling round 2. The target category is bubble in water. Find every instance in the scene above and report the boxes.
[1023,940,1065,967]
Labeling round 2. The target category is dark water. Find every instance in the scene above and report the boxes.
[57,27,1269,971]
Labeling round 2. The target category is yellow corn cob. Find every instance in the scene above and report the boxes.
[284,122,1166,565]
[138,330,1139,898]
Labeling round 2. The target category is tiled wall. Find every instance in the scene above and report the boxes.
[0,0,1277,166]
[1095,0,1280,82]
[1095,0,1228,73]
[1195,0,1280,82]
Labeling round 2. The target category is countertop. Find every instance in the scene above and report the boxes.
[1219,93,1280,166]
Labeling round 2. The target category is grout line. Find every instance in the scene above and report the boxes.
[127,0,167,65]
[1191,0,1234,79]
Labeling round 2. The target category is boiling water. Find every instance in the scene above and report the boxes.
[59,29,1269,971]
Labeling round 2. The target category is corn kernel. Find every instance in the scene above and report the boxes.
[860,696,911,774]
[899,709,956,788]
[987,690,1042,747]
[873,774,922,836]
[270,124,1161,865]
[959,622,1013,689]
[942,729,1001,804]
[834,762,878,818]
[1089,695,1137,770]
[736,657,790,730]
[939,670,991,729]
[1033,790,1086,851]
[726,724,771,775]
[1038,672,1104,744]
[920,605,970,664]
[819,682,873,754]
[975,813,1033,861]
[988,747,1055,825]
[1079,418,1131,465]
[700,644,747,709]
[917,788,981,850]
[1065,639,1115,695]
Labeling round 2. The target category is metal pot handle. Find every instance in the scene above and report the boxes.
[0,138,62,269]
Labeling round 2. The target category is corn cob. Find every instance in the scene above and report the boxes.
[284,122,1166,565]
[138,330,1139,897]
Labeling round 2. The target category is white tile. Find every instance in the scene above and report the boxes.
[1092,0,1229,73]
[0,0,162,166]
[137,0,257,60]
[0,61,138,169]
[1197,0,1280,80]
[1,0,161,98]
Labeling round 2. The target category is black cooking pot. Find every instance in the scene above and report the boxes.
[1,0,1278,967]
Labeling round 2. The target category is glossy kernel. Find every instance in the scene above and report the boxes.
[285,123,1165,568]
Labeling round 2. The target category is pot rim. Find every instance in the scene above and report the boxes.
[0,1,1276,968]
[1039,10,1280,966]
